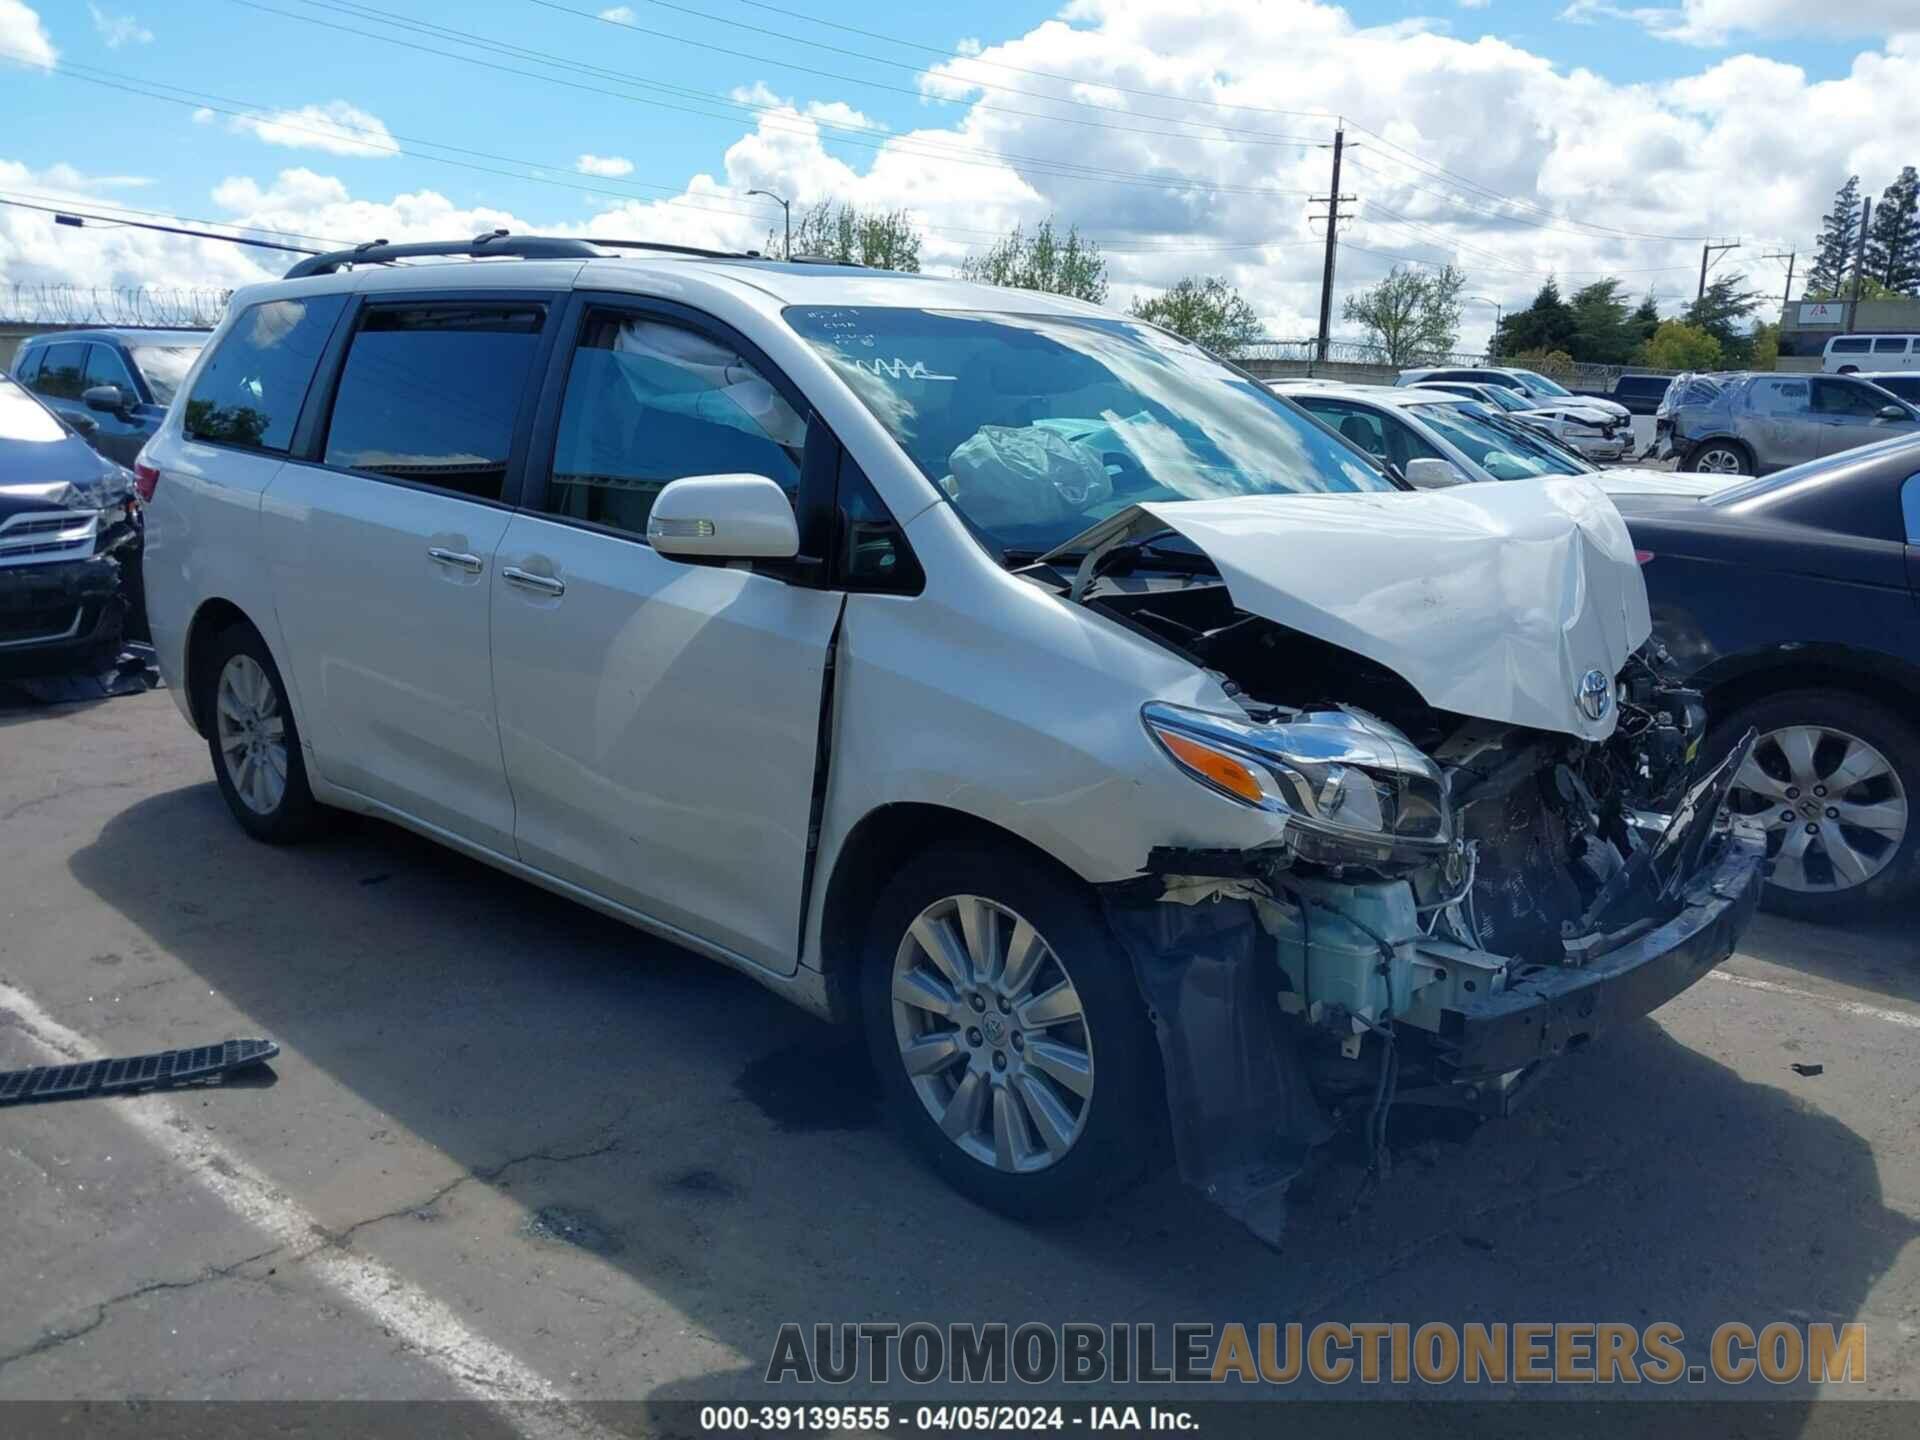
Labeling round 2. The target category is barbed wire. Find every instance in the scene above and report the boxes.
[0,283,231,329]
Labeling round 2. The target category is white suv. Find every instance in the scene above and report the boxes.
[139,234,1764,1233]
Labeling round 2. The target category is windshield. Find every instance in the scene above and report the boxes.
[0,375,69,444]
[1514,369,1574,398]
[131,343,205,406]
[1476,386,1532,413]
[1412,402,1588,478]
[785,307,1394,556]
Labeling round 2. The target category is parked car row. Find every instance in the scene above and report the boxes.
[19,240,1918,1236]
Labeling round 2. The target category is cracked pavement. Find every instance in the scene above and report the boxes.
[2,688,1919,1415]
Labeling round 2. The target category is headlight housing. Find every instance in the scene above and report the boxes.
[1143,701,1452,870]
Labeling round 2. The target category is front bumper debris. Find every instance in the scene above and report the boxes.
[1434,824,1764,1077]
[0,542,133,677]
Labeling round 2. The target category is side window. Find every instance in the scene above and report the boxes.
[835,448,922,593]
[322,303,546,502]
[1812,379,1886,417]
[1830,338,1873,355]
[187,295,347,453]
[1377,413,1445,466]
[1300,399,1387,461]
[1905,473,1920,545]
[13,347,42,384]
[83,344,137,395]
[1749,378,1810,415]
[32,343,87,400]
[546,310,806,539]
[1873,338,1909,355]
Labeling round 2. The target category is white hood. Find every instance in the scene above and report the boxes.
[1591,467,1727,499]
[1082,478,1653,741]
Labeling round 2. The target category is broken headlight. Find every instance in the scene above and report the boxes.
[1143,701,1452,868]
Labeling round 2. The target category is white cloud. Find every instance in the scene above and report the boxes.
[575,153,634,177]
[597,5,634,20]
[0,0,56,67]
[10,0,1920,352]
[1458,0,1491,9]
[88,3,152,47]
[1561,0,1920,46]
[229,100,401,159]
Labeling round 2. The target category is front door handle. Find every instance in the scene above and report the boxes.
[503,566,565,597]
[428,546,484,573]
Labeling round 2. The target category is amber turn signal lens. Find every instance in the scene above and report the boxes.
[1156,730,1268,807]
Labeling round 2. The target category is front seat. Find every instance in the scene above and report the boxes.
[1339,413,1383,458]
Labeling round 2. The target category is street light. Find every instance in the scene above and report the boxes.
[1465,295,1502,356]
[747,188,791,260]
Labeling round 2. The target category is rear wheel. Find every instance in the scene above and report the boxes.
[1717,692,1918,921]
[200,624,322,843]
[1685,440,1751,475]
[859,847,1161,1219]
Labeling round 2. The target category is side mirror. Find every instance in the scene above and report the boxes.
[1403,457,1468,489]
[83,384,130,415]
[1879,404,1908,421]
[647,474,799,560]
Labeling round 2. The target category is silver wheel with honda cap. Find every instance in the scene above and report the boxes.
[1717,692,1919,921]
[890,894,1094,1173]
[216,654,289,816]
[861,846,1158,1218]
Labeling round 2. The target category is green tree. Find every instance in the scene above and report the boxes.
[1505,347,1576,378]
[1492,278,1576,357]
[1866,165,1920,293]
[1807,176,1863,296]
[1340,263,1466,366]
[1567,278,1639,365]
[774,201,922,271]
[960,218,1107,302]
[1685,273,1764,363]
[1805,274,1902,302]
[1630,292,1662,349]
[1640,321,1722,371]
[1128,276,1264,358]
[1748,321,1780,371]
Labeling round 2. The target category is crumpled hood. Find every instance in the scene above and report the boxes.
[1590,467,1727,500]
[1085,478,1653,740]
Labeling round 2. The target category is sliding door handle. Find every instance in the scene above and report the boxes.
[503,566,565,597]
[427,547,483,573]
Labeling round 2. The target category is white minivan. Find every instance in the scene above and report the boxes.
[1824,334,1919,373]
[138,235,1764,1232]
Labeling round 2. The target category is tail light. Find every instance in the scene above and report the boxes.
[133,461,160,503]
[1634,549,1655,566]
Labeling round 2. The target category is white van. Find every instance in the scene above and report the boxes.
[1824,334,1919,373]
[136,233,1764,1228]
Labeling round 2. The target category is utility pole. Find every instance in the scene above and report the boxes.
[1696,239,1740,303]
[1310,127,1355,367]
[1760,250,1795,310]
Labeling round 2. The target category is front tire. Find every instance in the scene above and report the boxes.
[1717,691,1918,921]
[201,623,322,843]
[1685,439,1752,475]
[859,847,1161,1219]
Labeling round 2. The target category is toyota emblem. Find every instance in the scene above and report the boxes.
[1578,668,1612,722]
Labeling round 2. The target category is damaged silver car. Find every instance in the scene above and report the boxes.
[142,251,1764,1239]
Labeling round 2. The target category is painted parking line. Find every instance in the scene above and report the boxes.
[1709,969,1920,1031]
[0,979,618,1439]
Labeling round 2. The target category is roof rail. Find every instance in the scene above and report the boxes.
[282,229,756,278]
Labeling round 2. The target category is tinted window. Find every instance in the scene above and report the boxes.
[1813,379,1889,417]
[1830,338,1873,354]
[83,343,137,394]
[1749,378,1810,415]
[130,343,203,406]
[322,304,544,501]
[32,342,87,400]
[1873,338,1909,355]
[13,347,42,383]
[188,296,347,453]
[836,449,921,592]
[548,310,805,538]
[1876,375,1920,403]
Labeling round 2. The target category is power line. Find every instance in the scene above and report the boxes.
[0,195,322,253]
[0,188,356,249]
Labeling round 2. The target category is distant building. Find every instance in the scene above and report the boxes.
[1775,296,1920,372]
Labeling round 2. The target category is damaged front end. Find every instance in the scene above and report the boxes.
[0,471,142,677]
[1035,490,1767,1242]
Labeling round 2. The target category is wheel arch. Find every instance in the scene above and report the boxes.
[1686,434,1753,466]
[814,801,1098,1023]
[1698,646,1920,730]
[181,597,260,736]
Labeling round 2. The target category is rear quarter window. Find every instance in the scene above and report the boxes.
[186,295,348,453]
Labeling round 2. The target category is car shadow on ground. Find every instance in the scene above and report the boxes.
[1738,911,1920,1006]
[66,782,1917,1421]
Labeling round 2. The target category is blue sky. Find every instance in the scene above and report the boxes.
[4,0,1918,345]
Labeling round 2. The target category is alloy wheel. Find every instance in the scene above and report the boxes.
[1729,725,1908,893]
[215,654,289,816]
[890,895,1094,1174]
[1694,446,1746,474]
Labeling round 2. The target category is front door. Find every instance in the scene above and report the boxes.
[490,300,842,971]
[262,296,555,854]
[1745,376,1820,470]
[1812,377,1920,457]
